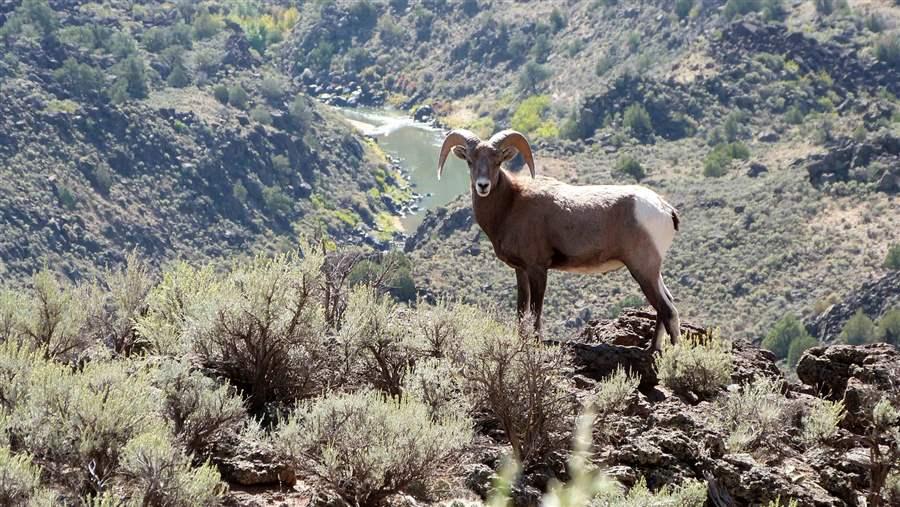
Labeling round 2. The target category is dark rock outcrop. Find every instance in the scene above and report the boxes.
[559,309,780,389]
[796,343,900,427]
[806,270,900,343]
[804,134,900,193]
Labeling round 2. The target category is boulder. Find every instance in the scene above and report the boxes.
[796,343,899,429]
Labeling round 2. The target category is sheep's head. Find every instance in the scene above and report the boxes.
[438,129,535,197]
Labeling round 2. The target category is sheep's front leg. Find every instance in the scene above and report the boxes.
[527,267,548,332]
[515,268,531,320]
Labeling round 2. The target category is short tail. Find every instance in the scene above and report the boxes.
[671,209,680,231]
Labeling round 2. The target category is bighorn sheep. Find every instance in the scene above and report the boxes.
[438,129,681,351]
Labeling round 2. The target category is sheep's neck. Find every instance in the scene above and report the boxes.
[472,170,515,242]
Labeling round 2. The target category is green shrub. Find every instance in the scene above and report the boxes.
[550,8,567,32]
[885,244,900,270]
[186,253,332,413]
[703,142,749,177]
[762,314,810,359]
[52,58,103,98]
[262,185,292,213]
[193,47,222,75]
[655,333,732,399]
[83,252,153,355]
[675,0,694,19]
[787,334,818,367]
[9,360,161,494]
[877,308,900,345]
[0,446,41,505]
[119,427,226,505]
[227,84,249,110]
[785,105,805,125]
[152,359,246,455]
[402,357,468,420]
[212,84,229,104]
[0,0,58,40]
[273,390,472,506]
[192,8,222,39]
[613,156,646,181]
[874,34,900,69]
[338,286,423,395]
[801,399,845,445]
[591,366,639,414]
[715,377,786,451]
[110,55,149,102]
[166,52,191,88]
[511,95,558,140]
[623,103,653,141]
[249,106,272,125]
[259,77,285,102]
[135,263,221,356]
[518,60,551,94]
[724,0,761,18]
[13,270,93,360]
[461,321,573,465]
[814,0,835,15]
[106,32,137,60]
[840,309,877,345]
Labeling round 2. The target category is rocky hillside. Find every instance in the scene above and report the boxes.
[357,0,900,341]
[0,0,412,282]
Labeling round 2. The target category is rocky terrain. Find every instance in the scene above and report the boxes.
[213,308,900,507]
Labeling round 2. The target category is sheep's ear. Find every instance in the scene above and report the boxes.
[451,145,468,161]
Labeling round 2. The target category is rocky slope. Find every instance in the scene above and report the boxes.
[219,309,900,506]
[0,0,410,282]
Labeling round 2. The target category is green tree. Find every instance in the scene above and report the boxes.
[192,8,222,40]
[623,103,653,141]
[675,0,694,18]
[787,334,818,367]
[213,85,229,104]
[228,85,249,110]
[166,51,191,88]
[113,55,149,101]
[0,0,58,40]
[614,156,646,181]
[762,314,811,359]
[53,58,102,98]
[885,244,900,270]
[840,310,877,345]
[518,61,551,94]
[877,308,900,346]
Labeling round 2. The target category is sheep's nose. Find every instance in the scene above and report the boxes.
[477,182,489,192]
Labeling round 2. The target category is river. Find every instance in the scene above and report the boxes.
[336,107,470,232]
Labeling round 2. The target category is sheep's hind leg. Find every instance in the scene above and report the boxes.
[628,267,671,353]
[658,274,681,345]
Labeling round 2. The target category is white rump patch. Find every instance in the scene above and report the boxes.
[632,187,676,258]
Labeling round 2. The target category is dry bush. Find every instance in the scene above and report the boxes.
[11,270,94,360]
[135,262,221,355]
[715,377,788,452]
[413,297,484,362]
[0,445,41,506]
[591,366,640,414]
[83,252,153,355]
[119,427,226,506]
[152,359,246,456]
[337,286,424,396]
[461,320,575,466]
[867,398,900,506]
[8,360,161,494]
[273,389,472,507]
[801,398,845,445]
[186,253,334,413]
[402,357,469,420]
[655,332,732,400]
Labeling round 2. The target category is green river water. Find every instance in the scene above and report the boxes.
[336,107,470,232]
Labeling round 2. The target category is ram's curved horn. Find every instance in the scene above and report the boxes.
[489,129,535,178]
[437,129,480,180]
